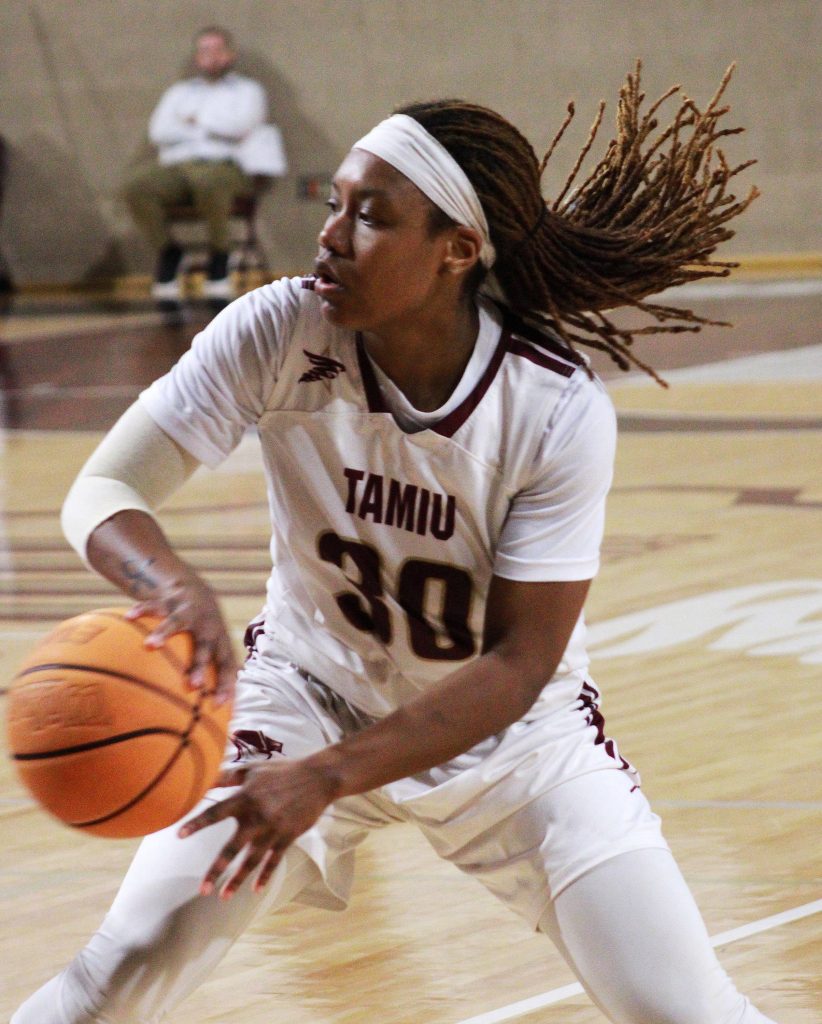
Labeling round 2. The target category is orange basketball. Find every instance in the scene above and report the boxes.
[6,607,232,838]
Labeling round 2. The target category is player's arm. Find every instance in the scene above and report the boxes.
[309,573,591,793]
[61,401,238,702]
[182,573,590,897]
[286,574,592,797]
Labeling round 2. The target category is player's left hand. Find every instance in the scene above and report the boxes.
[178,758,339,899]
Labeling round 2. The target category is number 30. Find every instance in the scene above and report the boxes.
[318,532,476,661]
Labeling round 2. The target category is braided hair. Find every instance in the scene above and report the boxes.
[396,62,759,385]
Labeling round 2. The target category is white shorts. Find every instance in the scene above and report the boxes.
[227,645,669,929]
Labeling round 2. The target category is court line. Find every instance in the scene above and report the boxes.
[656,278,822,300]
[654,799,822,810]
[611,342,822,389]
[453,899,822,1024]
[710,900,822,946]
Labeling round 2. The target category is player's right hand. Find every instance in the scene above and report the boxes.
[86,509,238,706]
[127,570,238,706]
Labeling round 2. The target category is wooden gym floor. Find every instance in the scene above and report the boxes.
[0,275,819,1022]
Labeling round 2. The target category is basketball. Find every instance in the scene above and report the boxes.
[6,607,232,838]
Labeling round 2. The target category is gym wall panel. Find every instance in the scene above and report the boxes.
[0,0,818,286]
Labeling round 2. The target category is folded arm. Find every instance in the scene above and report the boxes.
[197,80,268,141]
[148,84,205,147]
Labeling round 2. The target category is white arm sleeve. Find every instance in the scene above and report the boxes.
[61,401,201,562]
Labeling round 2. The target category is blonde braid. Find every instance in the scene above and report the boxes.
[397,62,759,385]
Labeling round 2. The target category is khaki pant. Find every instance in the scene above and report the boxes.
[123,159,254,253]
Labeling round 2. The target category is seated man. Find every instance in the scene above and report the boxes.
[124,26,272,301]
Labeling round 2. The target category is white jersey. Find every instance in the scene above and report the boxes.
[140,277,616,718]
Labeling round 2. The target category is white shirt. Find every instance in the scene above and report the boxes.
[140,278,617,718]
[149,72,268,166]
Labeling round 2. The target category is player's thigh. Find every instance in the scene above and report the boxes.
[226,649,348,764]
[222,650,400,911]
[109,793,236,916]
[419,767,668,929]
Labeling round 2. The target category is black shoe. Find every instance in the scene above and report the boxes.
[152,245,184,301]
[154,244,183,284]
[203,250,234,302]
[207,250,229,281]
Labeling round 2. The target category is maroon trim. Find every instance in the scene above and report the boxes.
[355,334,389,413]
[431,327,511,437]
[243,613,266,655]
[578,680,634,774]
[507,336,576,378]
[354,317,576,439]
[499,308,586,367]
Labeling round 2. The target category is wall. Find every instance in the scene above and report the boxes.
[0,0,818,286]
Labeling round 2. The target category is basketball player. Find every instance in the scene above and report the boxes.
[14,68,777,1023]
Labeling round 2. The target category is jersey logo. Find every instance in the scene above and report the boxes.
[299,350,346,382]
[230,729,284,761]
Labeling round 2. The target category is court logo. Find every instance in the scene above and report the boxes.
[588,580,822,665]
[299,350,346,383]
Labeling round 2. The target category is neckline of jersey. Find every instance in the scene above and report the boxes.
[354,326,512,439]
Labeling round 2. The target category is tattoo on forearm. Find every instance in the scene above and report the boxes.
[122,557,158,597]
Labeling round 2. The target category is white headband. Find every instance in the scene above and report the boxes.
[353,113,496,268]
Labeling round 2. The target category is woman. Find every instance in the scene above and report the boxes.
[15,67,773,1023]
